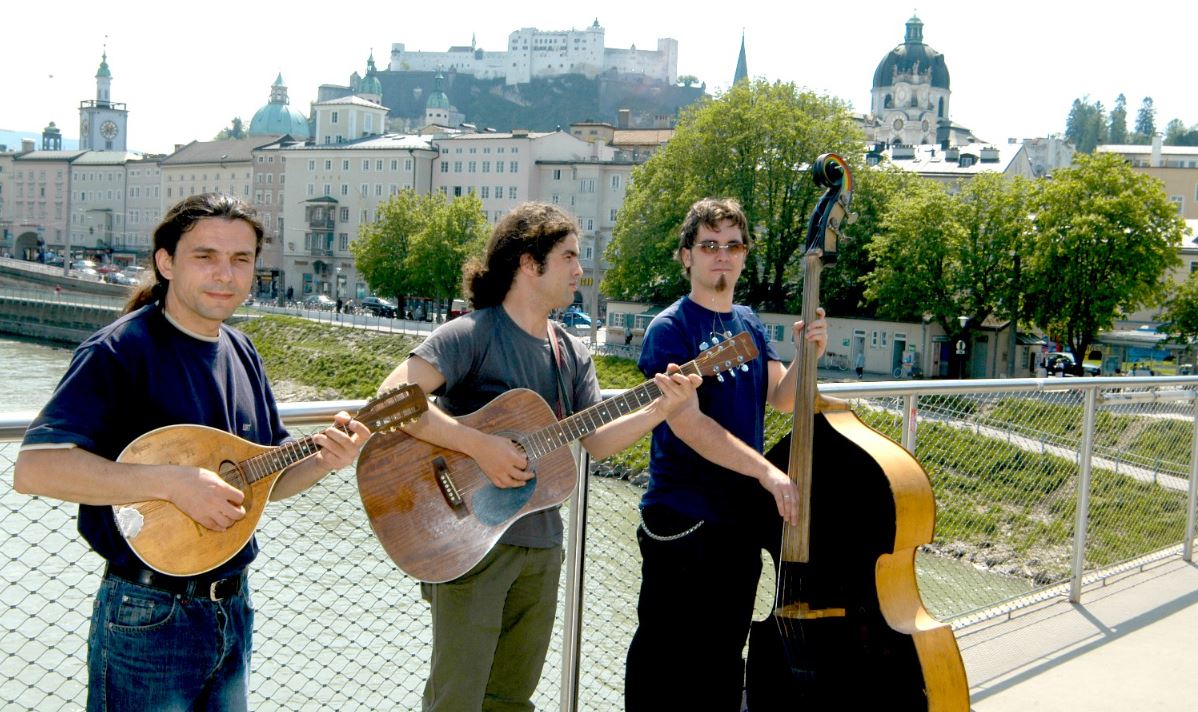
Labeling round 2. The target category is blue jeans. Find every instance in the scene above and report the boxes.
[87,574,253,711]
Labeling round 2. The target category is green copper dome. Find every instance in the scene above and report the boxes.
[426,71,450,110]
[249,73,310,138]
[96,51,111,78]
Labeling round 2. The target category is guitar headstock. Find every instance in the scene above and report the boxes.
[358,383,429,433]
[691,332,759,380]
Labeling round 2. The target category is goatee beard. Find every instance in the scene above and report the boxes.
[715,274,728,292]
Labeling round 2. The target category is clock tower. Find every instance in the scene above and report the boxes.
[79,49,128,151]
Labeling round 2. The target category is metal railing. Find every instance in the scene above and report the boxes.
[2,376,1197,710]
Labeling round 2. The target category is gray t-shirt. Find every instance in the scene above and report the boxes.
[411,305,601,547]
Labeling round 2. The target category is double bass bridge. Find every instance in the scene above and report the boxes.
[774,601,846,620]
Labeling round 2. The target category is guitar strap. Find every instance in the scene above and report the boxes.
[547,320,573,419]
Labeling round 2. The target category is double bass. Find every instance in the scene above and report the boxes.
[745,154,969,710]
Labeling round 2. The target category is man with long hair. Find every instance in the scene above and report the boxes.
[625,198,827,710]
[379,202,699,711]
[13,193,370,710]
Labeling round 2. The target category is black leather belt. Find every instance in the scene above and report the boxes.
[104,562,245,602]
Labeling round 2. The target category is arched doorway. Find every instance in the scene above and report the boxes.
[15,231,41,261]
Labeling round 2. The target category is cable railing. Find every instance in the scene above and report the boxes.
[2,376,1197,710]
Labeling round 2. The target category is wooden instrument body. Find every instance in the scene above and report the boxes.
[112,384,425,577]
[115,424,279,576]
[746,400,968,710]
[356,388,578,583]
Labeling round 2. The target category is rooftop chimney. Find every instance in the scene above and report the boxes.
[21,138,35,153]
[1151,133,1163,168]
[617,109,631,129]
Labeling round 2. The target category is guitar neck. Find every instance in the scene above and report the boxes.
[521,361,703,459]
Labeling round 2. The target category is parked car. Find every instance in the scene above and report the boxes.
[360,296,397,318]
[303,294,336,310]
[71,259,97,271]
[560,311,593,329]
[1045,352,1100,376]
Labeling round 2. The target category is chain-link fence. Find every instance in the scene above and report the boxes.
[3,377,1197,710]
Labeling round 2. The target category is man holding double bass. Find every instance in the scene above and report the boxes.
[625,197,827,710]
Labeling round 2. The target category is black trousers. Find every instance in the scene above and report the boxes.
[625,504,779,712]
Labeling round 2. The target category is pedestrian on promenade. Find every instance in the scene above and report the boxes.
[855,351,865,379]
[12,193,370,711]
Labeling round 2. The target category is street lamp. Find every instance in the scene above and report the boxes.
[957,315,969,380]
[1007,250,1021,378]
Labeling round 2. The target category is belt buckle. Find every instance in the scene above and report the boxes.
[209,579,222,601]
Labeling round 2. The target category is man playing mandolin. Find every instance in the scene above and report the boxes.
[378,202,700,711]
[13,193,371,711]
[625,198,827,710]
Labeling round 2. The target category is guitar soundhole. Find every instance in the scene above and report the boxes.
[220,461,254,514]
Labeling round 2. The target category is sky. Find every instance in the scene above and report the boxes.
[3,0,1195,156]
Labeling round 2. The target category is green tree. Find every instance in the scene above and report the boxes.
[1025,152,1184,374]
[1133,96,1156,142]
[406,193,490,308]
[351,190,433,303]
[215,117,246,140]
[677,75,699,88]
[353,191,489,313]
[604,79,863,311]
[1158,271,1198,364]
[1065,97,1107,153]
[820,164,916,317]
[865,173,1033,365]
[1108,94,1129,144]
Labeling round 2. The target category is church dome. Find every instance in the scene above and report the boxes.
[249,74,310,138]
[426,71,450,110]
[872,15,950,90]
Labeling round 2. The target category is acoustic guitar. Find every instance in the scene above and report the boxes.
[356,333,758,583]
[112,384,428,576]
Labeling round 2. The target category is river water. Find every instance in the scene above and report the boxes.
[0,335,74,413]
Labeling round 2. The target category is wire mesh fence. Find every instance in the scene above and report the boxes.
[2,377,1197,710]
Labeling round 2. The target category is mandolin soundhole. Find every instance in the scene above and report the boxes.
[220,461,254,513]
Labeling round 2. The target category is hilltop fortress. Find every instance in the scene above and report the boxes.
[389,19,678,86]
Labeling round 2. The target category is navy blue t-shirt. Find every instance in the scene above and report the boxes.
[22,304,289,578]
[638,296,781,524]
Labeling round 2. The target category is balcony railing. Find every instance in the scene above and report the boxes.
[2,376,1196,709]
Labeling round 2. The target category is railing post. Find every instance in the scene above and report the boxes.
[1185,395,1198,562]
[559,447,590,712]
[901,393,918,454]
[1069,386,1099,603]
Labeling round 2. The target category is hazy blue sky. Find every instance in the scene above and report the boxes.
[3,0,1192,154]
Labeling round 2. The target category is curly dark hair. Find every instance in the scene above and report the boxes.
[124,193,264,314]
[463,202,578,309]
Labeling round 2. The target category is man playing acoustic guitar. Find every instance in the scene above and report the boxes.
[378,202,699,711]
[13,193,370,710]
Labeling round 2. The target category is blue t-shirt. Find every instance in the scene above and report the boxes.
[638,295,781,524]
[22,304,289,577]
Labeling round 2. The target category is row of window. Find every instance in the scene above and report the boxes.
[442,185,520,200]
[441,146,518,155]
[304,183,414,198]
[74,186,161,201]
[440,160,520,174]
[166,172,251,182]
[306,158,415,172]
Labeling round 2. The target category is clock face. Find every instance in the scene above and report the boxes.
[896,85,909,103]
[100,120,118,140]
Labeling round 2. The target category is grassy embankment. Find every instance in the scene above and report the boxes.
[237,316,1189,582]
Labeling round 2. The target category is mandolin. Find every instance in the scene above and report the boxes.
[745,154,969,710]
[112,384,427,576]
